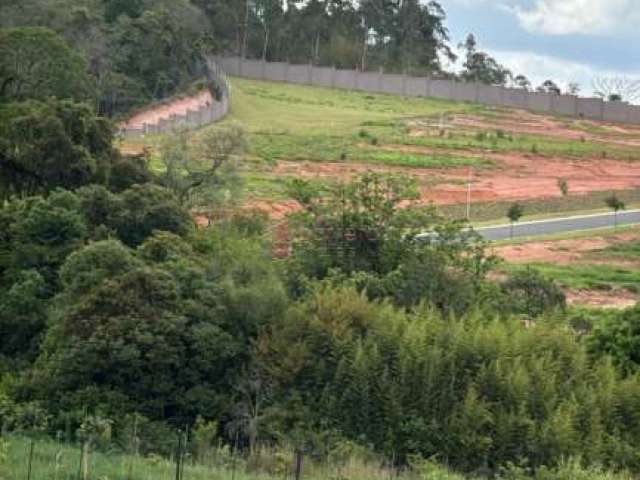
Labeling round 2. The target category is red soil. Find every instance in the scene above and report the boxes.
[122,90,214,129]
[494,233,639,266]
[270,150,640,208]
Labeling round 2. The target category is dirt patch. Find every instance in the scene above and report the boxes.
[122,90,214,130]
[494,233,640,265]
[270,149,640,207]
[565,289,639,309]
[448,110,640,147]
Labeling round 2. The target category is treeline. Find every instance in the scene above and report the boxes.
[1,0,548,118]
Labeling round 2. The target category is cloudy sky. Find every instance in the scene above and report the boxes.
[439,0,640,96]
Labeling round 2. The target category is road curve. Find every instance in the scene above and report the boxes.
[476,209,640,241]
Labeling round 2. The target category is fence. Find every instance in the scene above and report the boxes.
[215,56,640,125]
[120,57,231,139]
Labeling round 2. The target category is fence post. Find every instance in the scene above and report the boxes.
[294,450,304,480]
[27,439,35,480]
[402,74,407,96]
[308,63,313,85]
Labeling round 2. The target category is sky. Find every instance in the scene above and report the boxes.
[439,0,640,96]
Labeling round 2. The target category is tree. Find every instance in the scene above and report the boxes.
[557,178,569,196]
[593,77,640,103]
[589,305,640,374]
[0,99,116,200]
[507,203,524,238]
[512,74,531,91]
[605,193,625,228]
[502,268,566,318]
[459,34,511,86]
[537,79,561,95]
[0,27,93,103]
[159,124,245,209]
[567,83,581,95]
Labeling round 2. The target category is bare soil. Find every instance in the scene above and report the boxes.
[122,90,214,130]
[565,289,639,309]
[493,232,640,266]
[271,150,640,207]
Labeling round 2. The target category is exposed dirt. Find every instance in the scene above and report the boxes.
[494,232,640,266]
[122,90,214,130]
[495,231,640,309]
[270,149,640,208]
[565,289,639,309]
[448,110,640,147]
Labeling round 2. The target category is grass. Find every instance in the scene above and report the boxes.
[226,77,495,169]
[1,435,417,480]
[502,262,640,292]
[391,129,640,161]
[438,189,640,223]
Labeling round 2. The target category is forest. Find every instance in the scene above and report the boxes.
[1,1,640,479]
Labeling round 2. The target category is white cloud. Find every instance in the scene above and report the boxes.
[512,0,640,36]
[485,48,640,97]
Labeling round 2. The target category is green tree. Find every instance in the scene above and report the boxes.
[605,193,625,228]
[0,27,93,102]
[507,203,524,239]
[589,305,640,374]
[459,34,511,86]
[159,124,245,208]
[0,99,116,199]
[502,268,566,318]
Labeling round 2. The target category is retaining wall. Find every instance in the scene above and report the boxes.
[121,58,231,138]
[217,56,639,124]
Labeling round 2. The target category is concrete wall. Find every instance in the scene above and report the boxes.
[629,105,640,124]
[405,76,428,97]
[357,72,381,92]
[430,79,453,100]
[264,62,287,82]
[217,57,639,124]
[287,64,311,85]
[478,85,503,106]
[311,67,334,88]
[603,101,630,123]
[502,88,529,109]
[552,95,577,117]
[333,69,357,90]
[528,92,553,112]
[577,98,604,121]
[452,82,477,103]
[120,59,230,138]
[380,74,405,95]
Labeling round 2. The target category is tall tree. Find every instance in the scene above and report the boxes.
[0,27,93,102]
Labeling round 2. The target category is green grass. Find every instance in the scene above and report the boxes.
[226,77,494,169]
[2,436,417,480]
[438,189,640,223]
[390,129,640,161]
[502,262,640,292]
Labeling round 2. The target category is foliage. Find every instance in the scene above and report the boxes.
[257,285,640,473]
[459,34,511,86]
[501,268,566,318]
[0,99,116,200]
[589,305,640,374]
[159,123,246,208]
[0,27,93,103]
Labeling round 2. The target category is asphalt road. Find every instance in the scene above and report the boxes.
[476,209,640,241]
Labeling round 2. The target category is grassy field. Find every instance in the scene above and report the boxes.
[503,262,640,292]
[1,435,418,480]
[227,77,497,169]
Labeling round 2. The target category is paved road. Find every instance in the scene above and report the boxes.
[475,209,640,241]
